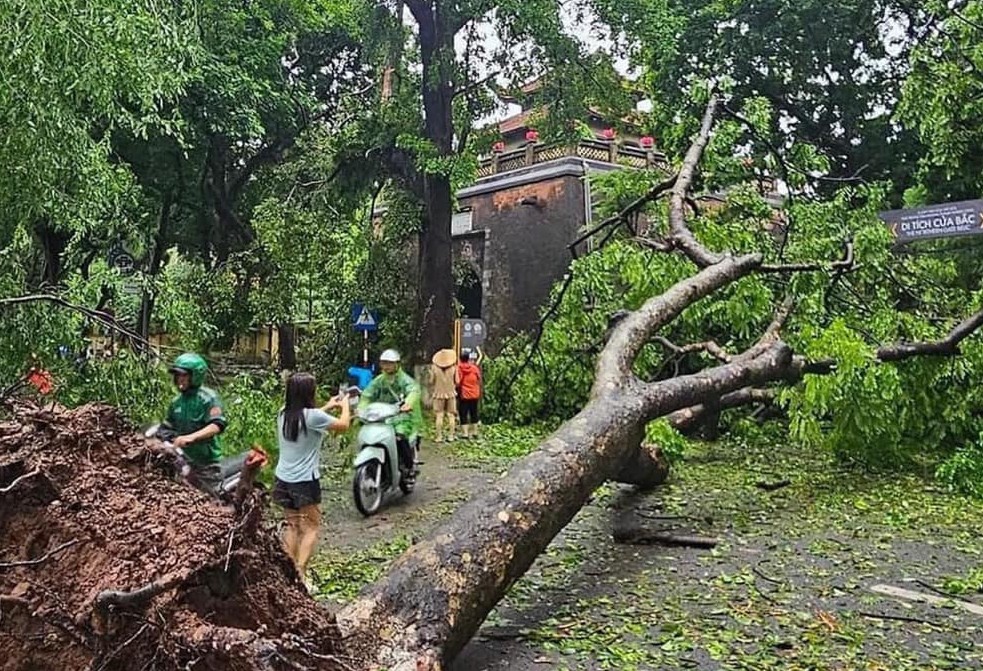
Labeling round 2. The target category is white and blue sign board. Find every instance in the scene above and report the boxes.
[351,304,380,332]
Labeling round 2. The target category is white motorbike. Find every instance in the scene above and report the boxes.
[351,400,418,516]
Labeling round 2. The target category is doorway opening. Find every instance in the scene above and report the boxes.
[454,262,483,319]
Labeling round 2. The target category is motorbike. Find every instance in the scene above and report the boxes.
[143,424,267,502]
[351,399,419,517]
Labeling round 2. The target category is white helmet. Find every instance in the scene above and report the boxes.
[379,349,401,364]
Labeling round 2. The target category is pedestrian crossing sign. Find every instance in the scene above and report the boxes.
[351,303,379,332]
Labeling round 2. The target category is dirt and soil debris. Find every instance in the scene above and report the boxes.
[0,402,345,671]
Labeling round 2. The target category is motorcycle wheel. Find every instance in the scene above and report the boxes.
[353,462,383,517]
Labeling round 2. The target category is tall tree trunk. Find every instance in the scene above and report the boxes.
[418,178,455,356]
[413,1,455,359]
[33,220,69,288]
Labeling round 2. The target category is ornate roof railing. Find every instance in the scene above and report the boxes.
[477,139,669,178]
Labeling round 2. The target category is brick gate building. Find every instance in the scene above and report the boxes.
[451,133,667,351]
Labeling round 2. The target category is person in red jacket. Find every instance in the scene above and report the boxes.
[456,349,482,439]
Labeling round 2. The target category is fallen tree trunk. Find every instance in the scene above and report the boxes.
[337,336,792,669]
[334,98,796,670]
[10,96,983,671]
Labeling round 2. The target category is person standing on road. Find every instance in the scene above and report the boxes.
[430,348,458,443]
[456,349,482,439]
[274,372,350,583]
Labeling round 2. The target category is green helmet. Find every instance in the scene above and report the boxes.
[169,353,208,388]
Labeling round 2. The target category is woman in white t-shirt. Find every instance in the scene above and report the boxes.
[274,373,350,579]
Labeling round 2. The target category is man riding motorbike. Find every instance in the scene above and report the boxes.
[358,349,421,477]
[162,353,228,496]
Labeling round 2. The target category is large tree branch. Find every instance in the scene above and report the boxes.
[595,253,763,389]
[667,96,725,267]
[758,239,856,274]
[0,294,160,359]
[403,0,432,24]
[637,341,793,418]
[877,307,983,361]
[228,136,297,199]
[788,306,983,378]
[226,61,378,199]
[667,386,778,434]
[654,296,794,431]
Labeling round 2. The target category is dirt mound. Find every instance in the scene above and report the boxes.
[0,403,346,671]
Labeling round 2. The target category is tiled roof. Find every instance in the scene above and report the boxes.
[497,105,637,136]
[499,109,536,135]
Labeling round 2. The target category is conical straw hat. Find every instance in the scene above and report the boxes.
[432,348,456,368]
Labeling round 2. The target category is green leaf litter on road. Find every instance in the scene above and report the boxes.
[311,428,983,670]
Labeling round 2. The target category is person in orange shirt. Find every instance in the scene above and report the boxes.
[456,350,482,439]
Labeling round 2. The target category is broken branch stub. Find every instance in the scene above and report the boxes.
[614,443,669,490]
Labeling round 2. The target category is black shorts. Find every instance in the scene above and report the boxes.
[459,399,479,424]
[273,477,322,510]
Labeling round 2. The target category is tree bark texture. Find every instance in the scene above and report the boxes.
[138,195,173,342]
[410,0,456,359]
[418,176,455,358]
[277,323,297,370]
[614,442,669,489]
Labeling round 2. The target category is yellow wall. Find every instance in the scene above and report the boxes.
[87,326,281,365]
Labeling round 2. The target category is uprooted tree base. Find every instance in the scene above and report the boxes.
[0,403,346,671]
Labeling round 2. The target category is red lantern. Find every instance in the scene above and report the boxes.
[602,127,616,140]
[525,129,539,143]
[640,135,654,148]
[492,141,505,153]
